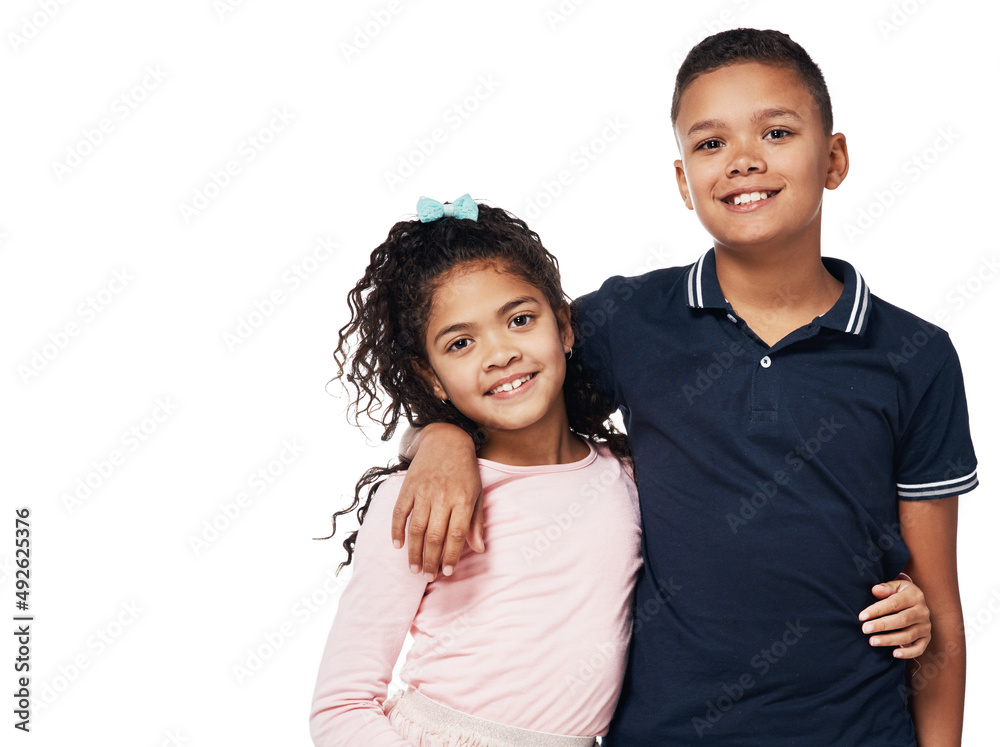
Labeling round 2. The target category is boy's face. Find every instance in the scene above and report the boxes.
[672,62,848,254]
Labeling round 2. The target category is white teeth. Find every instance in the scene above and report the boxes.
[731,191,770,205]
[490,374,532,394]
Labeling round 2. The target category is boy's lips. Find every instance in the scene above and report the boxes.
[719,187,782,209]
[485,372,537,397]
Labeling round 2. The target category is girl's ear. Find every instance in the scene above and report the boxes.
[557,303,575,355]
[414,358,448,403]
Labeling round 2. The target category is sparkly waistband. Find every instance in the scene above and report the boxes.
[386,688,598,747]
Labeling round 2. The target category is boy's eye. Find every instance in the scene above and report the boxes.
[765,129,792,140]
[696,139,724,151]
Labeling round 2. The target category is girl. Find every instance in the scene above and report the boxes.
[310,196,930,746]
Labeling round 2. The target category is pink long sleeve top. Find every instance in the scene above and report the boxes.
[309,442,642,746]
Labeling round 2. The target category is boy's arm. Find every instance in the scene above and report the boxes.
[898,496,964,747]
[392,423,483,579]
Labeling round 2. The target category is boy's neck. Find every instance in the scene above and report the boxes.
[714,242,844,347]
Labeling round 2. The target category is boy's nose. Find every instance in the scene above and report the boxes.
[727,141,765,175]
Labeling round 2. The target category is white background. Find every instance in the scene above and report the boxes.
[2,1,997,744]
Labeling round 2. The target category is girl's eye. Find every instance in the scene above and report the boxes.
[447,338,471,351]
[765,129,792,140]
[510,314,533,328]
[696,139,723,151]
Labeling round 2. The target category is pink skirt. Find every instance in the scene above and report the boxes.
[383,688,599,747]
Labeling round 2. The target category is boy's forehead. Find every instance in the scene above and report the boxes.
[673,61,820,132]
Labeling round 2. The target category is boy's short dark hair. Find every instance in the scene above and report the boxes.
[671,28,834,135]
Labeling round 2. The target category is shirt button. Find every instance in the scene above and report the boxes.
[760,356,772,368]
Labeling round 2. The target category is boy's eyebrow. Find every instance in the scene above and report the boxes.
[685,108,804,139]
[432,296,542,345]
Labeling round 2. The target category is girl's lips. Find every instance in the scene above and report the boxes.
[486,372,537,400]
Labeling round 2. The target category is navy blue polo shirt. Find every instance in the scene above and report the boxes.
[577,248,978,746]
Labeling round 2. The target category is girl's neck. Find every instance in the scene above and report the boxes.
[476,402,590,467]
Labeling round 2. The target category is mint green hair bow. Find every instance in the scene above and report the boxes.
[416,194,479,222]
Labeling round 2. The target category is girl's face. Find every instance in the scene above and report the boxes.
[421,262,574,457]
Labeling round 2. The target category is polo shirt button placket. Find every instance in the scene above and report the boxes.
[760,355,772,368]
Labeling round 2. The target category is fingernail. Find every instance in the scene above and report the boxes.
[393,540,402,549]
[423,571,435,582]
[862,622,874,634]
[870,636,881,646]
[859,612,869,621]
[409,564,420,574]
[442,565,453,577]
[893,649,903,658]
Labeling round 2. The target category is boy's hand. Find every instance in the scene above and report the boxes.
[392,423,483,580]
[857,574,931,658]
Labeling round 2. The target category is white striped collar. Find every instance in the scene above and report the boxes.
[684,249,872,336]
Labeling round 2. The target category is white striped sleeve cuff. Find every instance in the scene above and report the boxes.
[897,470,979,499]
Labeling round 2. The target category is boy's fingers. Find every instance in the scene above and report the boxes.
[406,500,432,573]
[391,490,416,550]
[420,508,451,579]
[467,492,485,554]
[440,504,474,576]
[869,628,931,656]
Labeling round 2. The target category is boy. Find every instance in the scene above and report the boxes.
[393,29,976,744]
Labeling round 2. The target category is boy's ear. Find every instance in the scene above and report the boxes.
[674,159,694,210]
[557,303,575,354]
[825,133,849,190]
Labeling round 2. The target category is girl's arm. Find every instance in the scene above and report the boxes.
[898,496,964,746]
[858,574,932,657]
[310,476,429,747]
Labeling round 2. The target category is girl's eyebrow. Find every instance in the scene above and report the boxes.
[497,295,541,317]
[431,296,542,345]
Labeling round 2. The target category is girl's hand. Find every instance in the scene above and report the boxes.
[392,423,483,581]
[857,574,931,658]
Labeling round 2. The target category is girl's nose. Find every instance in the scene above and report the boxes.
[482,337,520,370]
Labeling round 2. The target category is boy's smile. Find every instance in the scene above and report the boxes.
[672,62,848,255]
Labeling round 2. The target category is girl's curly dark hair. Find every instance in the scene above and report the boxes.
[321,201,630,572]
